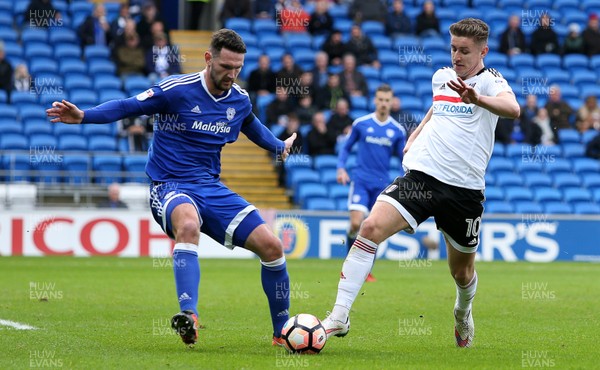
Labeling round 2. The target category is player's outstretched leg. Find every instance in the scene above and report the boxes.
[169,203,202,346]
[346,210,376,282]
[323,201,409,338]
[446,237,477,348]
[245,224,290,345]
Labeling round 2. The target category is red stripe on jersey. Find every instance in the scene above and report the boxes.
[433,95,463,103]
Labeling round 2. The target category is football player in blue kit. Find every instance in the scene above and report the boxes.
[336,84,406,282]
[47,29,296,348]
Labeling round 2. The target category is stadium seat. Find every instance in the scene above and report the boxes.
[305,197,336,211]
[594,189,600,203]
[94,75,122,90]
[534,187,562,202]
[582,130,599,144]
[488,157,514,173]
[70,89,98,106]
[88,60,117,75]
[509,54,535,68]
[54,123,82,136]
[563,188,592,204]
[297,183,328,205]
[2,154,31,182]
[485,53,508,69]
[329,184,349,201]
[58,135,87,151]
[571,70,597,85]
[60,59,87,75]
[11,91,37,104]
[558,129,580,144]
[495,172,523,187]
[0,133,28,150]
[287,168,320,189]
[99,89,127,102]
[24,42,52,58]
[0,27,17,42]
[515,159,544,173]
[24,121,53,136]
[505,143,530,158]
[49,28,77,44]
[123,75,151,95]
[523,173,553,188]
[553,173,581,189]
[582,174,600,190]
[88,136,118,152]
[484,186,504,201]
[313,155,338,171]
[62,155,90,185]
[0,104,17,120]
[514,201,544,214]
[572,158,600,175]
[0,121,23,135]
[224,17,252,32]
[535,54,561,69]
[505,187,534,202]
[336,198,348,211]
[29,134,57,149]
[485,201,514,214]
[285,154,313,170]
[21,28,48,43]
[381,66,407,81]
[563,54,589,69]
[93,155,123,184]
[574,203,600,215]
[544,158,572,175]
[253,19,278,35]
[123,156,148,183]
[544,68,571,85]
[30,58,58,75]
[544,202,573,214]
[371,35,392,50]
[320,168,337,185]
[485,173,495,186]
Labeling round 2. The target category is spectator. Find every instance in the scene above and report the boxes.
[499,15,527,56]
[295,95,318,125]
[390,97,411,132]
[415,1,439,37]
[0,41,13,97]
[308,0,333,36]
[114,18,137,49]
[533,108,556,145]
[311,51,330,92]
[276,54,304,95]
[267,91,295,125]
[321,30,346,66]
[315,73,350,110]
[585,132,600,159]
[349,0,386,23]
[247,55,277,104]
[520,94,542,145]
[23,0,60,28]
[307,112,336,156]
[563,23,585,55]
[116,33,146,76]
[13,64,32,93]
[121,115,152,152]
[338,54,368,97]
[276,113,304,185]
[279,0,310,33]
[545,85,574,137]
[495,116,516,144]
[145,32,181,81]
[137,2,167,51]
[328,98,353,139]
[576,95,600,132]
[297,71,315,99]
[386,0,411,37]
[530,14,559,55]
[220,0,252,26]
[110,3,133,47]
[345,25,379,68]
[583,13,600,56]
[255,0,274,19]
[78,3,110,47]
[142,20,171,51]
[99,183,128,209]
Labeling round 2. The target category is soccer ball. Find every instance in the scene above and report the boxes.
[281,313,327,354]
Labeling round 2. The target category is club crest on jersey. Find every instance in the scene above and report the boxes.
[226,107,236,120]
[136,88,154,101]
[386,129,395,138]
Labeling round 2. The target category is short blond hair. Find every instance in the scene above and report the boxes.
[449,18,489,45]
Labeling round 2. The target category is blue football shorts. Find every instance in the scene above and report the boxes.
[149,181,265,249]
[348,179,387,215]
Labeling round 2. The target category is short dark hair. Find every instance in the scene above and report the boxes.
[210,29,246,56]
[449,18,489,45]
[376,84,393,94]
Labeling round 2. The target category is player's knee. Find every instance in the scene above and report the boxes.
[175,220,200,242]
[451,266,474,286]
[259,236,284,262]
[359,217,383,244]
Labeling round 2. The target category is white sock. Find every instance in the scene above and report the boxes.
[454,271,478,320]
[332,235,377,321]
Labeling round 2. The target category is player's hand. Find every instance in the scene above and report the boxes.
[281,132,297,161]
[447,77,479,105]
[337,168,350,185]
[46,100,84,124]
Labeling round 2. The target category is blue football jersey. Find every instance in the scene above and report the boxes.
[338,113,406,186]
[80,72,286,183]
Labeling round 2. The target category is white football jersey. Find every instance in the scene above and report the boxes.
[403,67,513,190]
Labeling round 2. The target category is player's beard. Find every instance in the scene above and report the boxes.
[210,68,234,92]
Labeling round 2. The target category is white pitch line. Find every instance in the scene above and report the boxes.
[0,319,38,330]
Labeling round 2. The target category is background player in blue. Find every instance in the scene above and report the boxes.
[336,84,406,282]
[47,29,297,348]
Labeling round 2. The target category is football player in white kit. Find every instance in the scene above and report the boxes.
[322,18,520,347]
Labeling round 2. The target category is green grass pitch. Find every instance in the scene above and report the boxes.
[0,257,598,369]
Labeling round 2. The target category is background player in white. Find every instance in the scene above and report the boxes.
[337,84,406,282]
[322,18,520,347]
[47,29,297,348]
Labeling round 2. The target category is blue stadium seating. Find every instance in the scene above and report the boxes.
[305,197,336,211]
[58,135,87,151]
[123,156,148,183]
[2,154,31,182]
[553,173,581,189]
[11,91,38,104]
[0,133,28,150]
[505,187,534,202]
[523,173,553,188]
[572,158,600,175]
[534,187,562,202]
[297,183,328,205]
[485,201,514,214]
[287,168,320,189]
[0,104,18,120]
[0,121,23,135]
[224,18,251,32]
[544,158,572,175]
[93,156,122,184]
[514,201,544,214]
[563,188,592,204]
[24,120,53,136]
[485,187,504,201]
[582,174,600,190]
[488,157,514,172]
[574,203,600,215]
[89,136,118,152]
[544,202,573,214]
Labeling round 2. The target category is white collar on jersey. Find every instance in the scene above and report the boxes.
[200,69,232,102]
[370,113,391,126]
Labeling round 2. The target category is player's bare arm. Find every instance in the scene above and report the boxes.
[337,168,350,185]
[447,78,520,118]
[46,100,84,124]
[403,106,433,154]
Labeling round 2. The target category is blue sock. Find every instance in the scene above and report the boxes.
[261,257,290,338]
[173,245,200,316]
